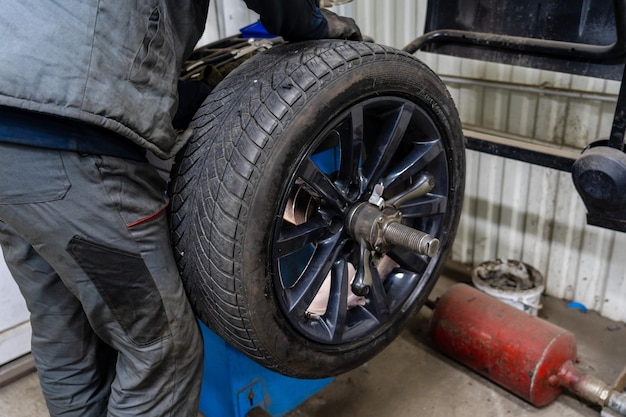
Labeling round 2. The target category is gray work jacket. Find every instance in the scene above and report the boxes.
[0,0,208,159]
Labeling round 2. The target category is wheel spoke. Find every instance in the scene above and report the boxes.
[284,232,344,315]
[387,247,430,275]
[382,139,444,190]
[360,103,415,191]
[275,216,329,258]
[297,158,346,211]
[336,105,364,190]
[320,259,349,342]
[397,194,447,218]
[346,304,381,331]
[384,270,420,311]
[365,262,390,320]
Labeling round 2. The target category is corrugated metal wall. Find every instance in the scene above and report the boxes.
[331,1,625,322]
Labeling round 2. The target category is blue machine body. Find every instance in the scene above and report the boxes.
[198,323,333,417]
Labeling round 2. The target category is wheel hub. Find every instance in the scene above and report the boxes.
[345,173,440,258]
[344,177,440,296]
[346,202,440,257]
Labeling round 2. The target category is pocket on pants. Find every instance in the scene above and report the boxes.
[95,155,169,228]
[66,235,171,346]
[0,145,70,204]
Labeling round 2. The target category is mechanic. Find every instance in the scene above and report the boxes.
[0,1,361,416]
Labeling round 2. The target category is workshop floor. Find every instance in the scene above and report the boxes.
[1,271,625,417]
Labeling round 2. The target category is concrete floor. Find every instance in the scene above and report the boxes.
[1,272,626,417]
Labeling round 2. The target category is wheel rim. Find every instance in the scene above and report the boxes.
[271,96,451,345]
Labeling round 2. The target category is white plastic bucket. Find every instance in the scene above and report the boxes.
[472,259,545,316]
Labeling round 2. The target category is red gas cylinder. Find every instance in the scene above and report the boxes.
[429,283,577,407]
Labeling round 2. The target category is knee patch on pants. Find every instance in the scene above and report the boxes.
[66,236,171,346]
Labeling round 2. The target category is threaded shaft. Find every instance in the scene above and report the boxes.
[384,222,440,257]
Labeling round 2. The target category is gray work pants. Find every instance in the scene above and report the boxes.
[0,143,203,417]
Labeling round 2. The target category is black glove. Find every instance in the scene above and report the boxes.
[321,9,363,41]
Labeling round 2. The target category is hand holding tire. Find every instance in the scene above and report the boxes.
[321,9,362,41]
